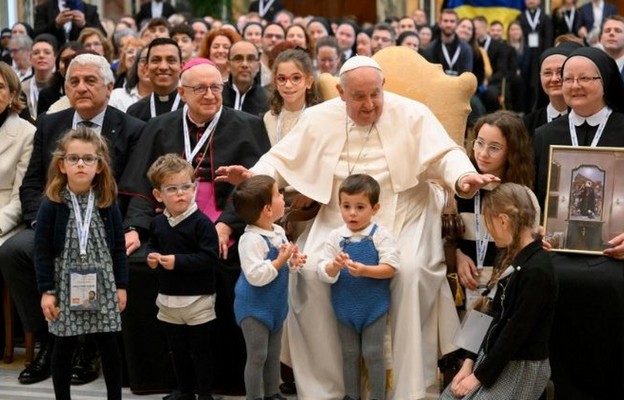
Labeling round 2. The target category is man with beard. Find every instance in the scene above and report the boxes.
[222,40,268,117]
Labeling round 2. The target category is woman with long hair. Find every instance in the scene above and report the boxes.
[114,37,145,89]
[456,111,534,293]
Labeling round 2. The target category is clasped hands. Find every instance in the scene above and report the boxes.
[56,9,86,27]
[274,242,307,272]
[147,252,175,270]
[450,359,481,398]
[327,252,367,277]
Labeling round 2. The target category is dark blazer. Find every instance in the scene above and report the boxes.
[222,81,270,118]
[35,198,128,293]
[471,240,557,387]
[126,91,184,122]
[552,7,583,38]
[20,106,145,225]
[422,36,474,76]
[579,1,618,33]
[484,38,512,86]
[517,8,553,53]
[248,0,284,22]
[34,0,106,45]
[134,1,176,28]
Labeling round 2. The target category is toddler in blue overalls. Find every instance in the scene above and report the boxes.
[318,174,400,400]
[232,175,307,400]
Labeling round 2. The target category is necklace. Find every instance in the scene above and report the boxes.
[345,114,376,176]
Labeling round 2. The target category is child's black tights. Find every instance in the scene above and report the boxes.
[52,332,122,400]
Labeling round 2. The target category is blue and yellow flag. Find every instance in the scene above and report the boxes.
[445,0,524,33]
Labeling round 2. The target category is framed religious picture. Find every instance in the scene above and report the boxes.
[543,145,624,255]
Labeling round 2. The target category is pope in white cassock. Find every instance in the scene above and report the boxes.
[216,56,499,400]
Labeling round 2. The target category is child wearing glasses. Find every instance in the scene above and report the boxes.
[231,174,307,400]
[146,153,220,400]
[35,127,127,400]
[454,111,534,299]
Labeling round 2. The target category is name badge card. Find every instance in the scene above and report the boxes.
[69,269,99,311]
[453,308,494,353]
[528,32,540,48]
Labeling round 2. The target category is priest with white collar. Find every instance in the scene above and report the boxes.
[127,37,184,122]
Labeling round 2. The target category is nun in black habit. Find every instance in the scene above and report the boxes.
[522,41,581,137]
[533,46,624,400]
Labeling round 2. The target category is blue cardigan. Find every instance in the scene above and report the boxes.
[34,198,128,294]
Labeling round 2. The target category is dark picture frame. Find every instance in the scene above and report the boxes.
[543,146,624,254]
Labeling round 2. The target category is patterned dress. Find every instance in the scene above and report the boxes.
[49,190,121,337]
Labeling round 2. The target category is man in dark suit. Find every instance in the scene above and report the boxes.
[34,0,105,46]
[517,0,553,113]
[222,40,268,118]
[578,0,618,42]
[422,9,474,76]
[0,53,144,385]
[134,0,176,29]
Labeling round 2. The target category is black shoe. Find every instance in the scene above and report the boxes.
[279,382,296,395]
[18,341,52,384]
[70,342,100,385]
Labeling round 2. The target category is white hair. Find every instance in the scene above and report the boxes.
[66,54,115,86]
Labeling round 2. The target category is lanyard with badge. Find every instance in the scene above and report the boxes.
[482,36,492,52]
[568,109,612,147]
[442,43,461,76]
[182,104,232,243]
[258,0,276,17]
[465,191,493,308]
[150,92,181,118]
[68,188,100,311]
[182,104,222,163]
[564,9,575,33]
[526,9,542,48]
